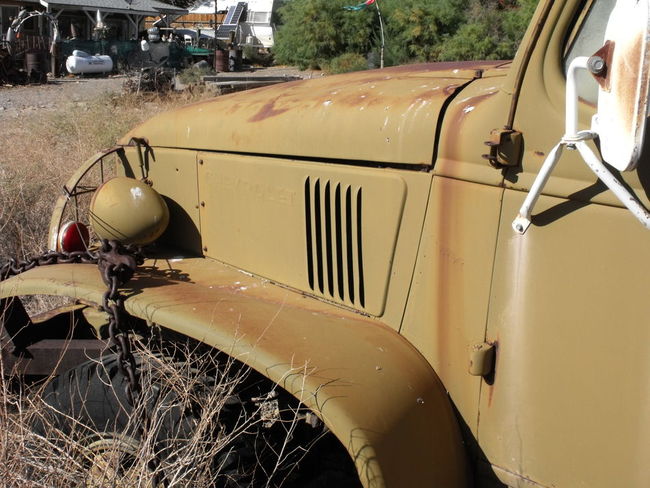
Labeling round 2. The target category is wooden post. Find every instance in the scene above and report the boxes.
[213,0,218,70]
[375,0,384,69]
[51,41,58,77]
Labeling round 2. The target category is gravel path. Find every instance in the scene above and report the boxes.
[0,67,320,120]
[0,76,126,119]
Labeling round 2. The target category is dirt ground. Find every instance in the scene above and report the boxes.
[0,67,320,120]
[0,76,126,118]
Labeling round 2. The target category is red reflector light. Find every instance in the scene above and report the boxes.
[58,221,90,253]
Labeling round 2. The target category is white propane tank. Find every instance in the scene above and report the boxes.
[65,50,113,74]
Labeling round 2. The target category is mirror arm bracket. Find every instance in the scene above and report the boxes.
[513,56,650,234]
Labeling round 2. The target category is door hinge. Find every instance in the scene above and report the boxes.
[483,129,523,169]
[469,342,496,377]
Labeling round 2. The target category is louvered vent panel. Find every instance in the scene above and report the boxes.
[304,177,365,308]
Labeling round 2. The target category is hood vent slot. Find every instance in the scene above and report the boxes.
[305,177,365,308]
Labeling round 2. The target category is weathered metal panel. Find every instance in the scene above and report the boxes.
[197,152,407,316]
[434,73,512,186]
[0,260,470,488]
[119,64,500,166]
[483,189,650,488]
[401,176,503,437]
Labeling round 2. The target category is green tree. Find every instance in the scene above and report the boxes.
[439,0,539,61]
[273,0,539,69]
[502,0,539,49]
[274,0,375,69]
[381,0,468,65]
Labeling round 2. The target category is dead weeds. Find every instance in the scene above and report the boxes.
[0,339,328,487]
[0,90,215,259]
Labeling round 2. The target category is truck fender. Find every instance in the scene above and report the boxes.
[0,259,470,488]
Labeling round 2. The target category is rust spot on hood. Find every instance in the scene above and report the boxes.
[225,102,243,115]
[444,89,499,157]
[248,97,290,122]
[119,62,490,165]
[443,84,461,96]
[468,90,498,106]
[332,83,446,110]
[454,90,499,122]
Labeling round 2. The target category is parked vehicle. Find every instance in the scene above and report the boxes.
[1,0,648,486]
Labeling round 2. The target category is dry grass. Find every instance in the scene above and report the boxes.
[0,89,215,259]
[0,87,361,487]
[0,88,216,315]
[0,339,327,487]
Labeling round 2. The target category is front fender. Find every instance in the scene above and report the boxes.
[0,257,470,488]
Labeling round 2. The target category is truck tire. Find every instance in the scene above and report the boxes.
[35,351,362,487]
[36,352,206,485]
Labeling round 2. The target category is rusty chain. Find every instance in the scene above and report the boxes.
[0,250,99,279]
[97,239,144,405]
[1,240,144,406]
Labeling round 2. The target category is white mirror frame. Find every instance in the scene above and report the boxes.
[513,0,650,234]
[593,0,650,171]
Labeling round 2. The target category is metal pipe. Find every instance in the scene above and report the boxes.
[565,56,589,139]
[214,0,218,69]
[577,141,650,229]
[512,142,564,233]
[375,0,384,69]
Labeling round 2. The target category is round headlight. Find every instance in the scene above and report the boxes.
[90,177,169,245]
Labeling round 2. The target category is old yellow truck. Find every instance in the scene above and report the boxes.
[1,0,648,486]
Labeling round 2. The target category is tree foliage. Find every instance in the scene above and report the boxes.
[380,0,467,65]
[323,52,369,74]
[274,0,539,69]
[439,0,539,60]
[273,0,375,69]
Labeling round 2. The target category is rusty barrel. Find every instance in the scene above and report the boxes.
[25,50,41,73]
[215,49,228,72]
[229,49,243,72]
[25,50,48,83]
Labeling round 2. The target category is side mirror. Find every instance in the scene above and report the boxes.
[513,0,650,233]
[592,0,650,171]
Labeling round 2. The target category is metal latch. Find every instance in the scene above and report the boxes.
[483,128,523,168]
[469,342,496,377]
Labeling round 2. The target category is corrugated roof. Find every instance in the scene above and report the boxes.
[42,0,187,14]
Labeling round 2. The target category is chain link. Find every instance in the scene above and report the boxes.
[1,240,144,406]
[1,250,99,280]
[97,239,144,405]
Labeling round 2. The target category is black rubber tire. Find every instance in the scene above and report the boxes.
[35,352,208,486]
[35,352,363,487]
[37,353,194,441]
[35,352,280,486]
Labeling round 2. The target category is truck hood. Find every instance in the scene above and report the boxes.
[122,61,506,166]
